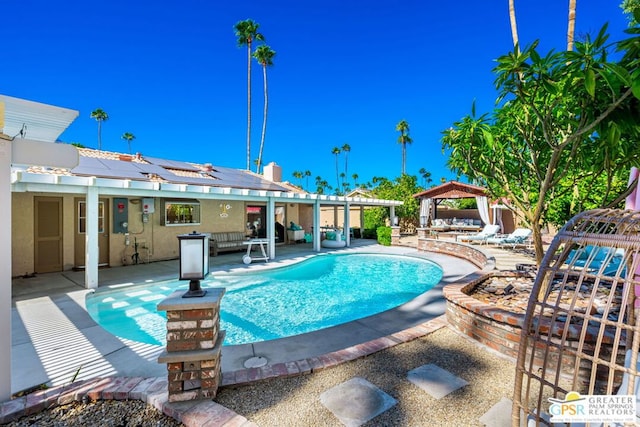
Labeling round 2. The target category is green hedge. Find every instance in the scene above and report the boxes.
[362,228,377,239]
[376,226,392,246]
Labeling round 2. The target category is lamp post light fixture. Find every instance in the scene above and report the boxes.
[178,231,209,298]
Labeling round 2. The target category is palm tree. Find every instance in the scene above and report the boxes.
[352,173,359,188]
[292,170,303,187]
[567,0,576,51]
[304,170,311,191]
[253,44,276,174]
[234,19,265,170]
[340,172,348,193]
[508,0,519,52]
[418,167,432,187]
[341,143,351,184]
[90,108,109,150]
[395,120,412,174]
[121,132,135,154]
[331,147,341,194]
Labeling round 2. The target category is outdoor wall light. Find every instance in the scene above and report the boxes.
[178,231,209,298]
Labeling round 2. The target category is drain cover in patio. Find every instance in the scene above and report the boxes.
[319,377,397,427]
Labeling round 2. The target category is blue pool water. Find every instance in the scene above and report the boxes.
[85,253,443,346]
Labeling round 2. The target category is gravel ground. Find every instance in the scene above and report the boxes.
[5,327,517,427]
[214,326,518,427]
[5,399,181,427]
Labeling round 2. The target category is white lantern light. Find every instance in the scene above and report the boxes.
[178,231,209,298]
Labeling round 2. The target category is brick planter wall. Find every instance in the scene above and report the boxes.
[443,272,624,392]
[416,228,491,269]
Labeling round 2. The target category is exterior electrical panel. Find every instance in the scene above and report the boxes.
[142,198,155,213]
[113,198,129,234]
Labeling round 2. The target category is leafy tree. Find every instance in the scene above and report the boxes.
[395,120,412,174]
[443,26,640,264]
[234,19,264,170]
[253,44,276,174]
[121,132,135,154]
[90,108,108,150]
[621,0,640,26]
[364,174,422,231]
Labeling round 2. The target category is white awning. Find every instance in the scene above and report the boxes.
[0,94,78,142]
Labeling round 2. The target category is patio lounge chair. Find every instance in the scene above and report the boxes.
[565,244,625,276]
[457,224,500,245]
[486,228,532,249]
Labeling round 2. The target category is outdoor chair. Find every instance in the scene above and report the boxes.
[485,228,532,249]
[457,224,500,245]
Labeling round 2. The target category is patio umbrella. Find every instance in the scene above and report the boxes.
[419,198,431,227]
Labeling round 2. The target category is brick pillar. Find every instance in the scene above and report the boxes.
[391,226,401,246]
[417,227,429,239]
[157,288,225,402]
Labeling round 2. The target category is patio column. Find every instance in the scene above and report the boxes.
[0,134,11,401]
[267,197,275,259]
[313,199,321,251]
[344,202,351,246]
[85,185,99,289]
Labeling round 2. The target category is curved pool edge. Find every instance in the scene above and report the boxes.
[218,248,480,377]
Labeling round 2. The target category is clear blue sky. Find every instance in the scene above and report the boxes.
[3,0,631,190]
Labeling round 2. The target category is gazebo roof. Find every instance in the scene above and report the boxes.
[413,181,487,200]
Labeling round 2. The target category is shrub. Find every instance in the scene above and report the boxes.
[362,228,377,239]
[377,226,392,246]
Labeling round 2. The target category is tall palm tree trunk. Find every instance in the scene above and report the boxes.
[402,141,406,174]
[97,121,102,150]
[567,0,577,51]
[257,64,268,174]
[246,41,252,170]
[508,0,520,51]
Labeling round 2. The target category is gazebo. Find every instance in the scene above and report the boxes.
[413,181,490,228]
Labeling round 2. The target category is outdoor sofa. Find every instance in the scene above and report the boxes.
[206,231,247,256]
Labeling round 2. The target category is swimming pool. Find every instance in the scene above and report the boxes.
[85,253,443,346]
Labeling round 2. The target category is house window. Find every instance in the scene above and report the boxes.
[162,199,201,226]
[78,201,105,233]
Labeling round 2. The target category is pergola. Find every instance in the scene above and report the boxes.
[413,181,490,227]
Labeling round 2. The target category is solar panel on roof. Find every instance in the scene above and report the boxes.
[143,156,200,172]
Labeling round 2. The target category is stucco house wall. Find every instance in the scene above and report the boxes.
[11,193,257,276]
